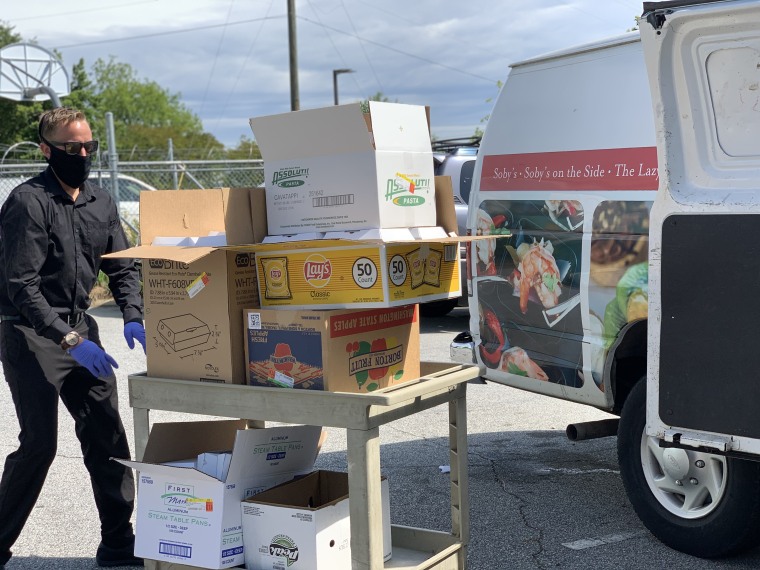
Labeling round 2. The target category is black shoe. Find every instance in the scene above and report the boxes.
[96,541,144,567]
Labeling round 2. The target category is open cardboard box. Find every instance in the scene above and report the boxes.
[104,188,267,383]
[241,470,392,570]
[240,176,484,310]
[117,420,322,569]
[250,102,436,235]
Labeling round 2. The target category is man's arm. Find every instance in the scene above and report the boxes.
[99,209,143,325]
[1,192,71,342]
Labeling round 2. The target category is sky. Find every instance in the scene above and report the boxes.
[1,0,643,149]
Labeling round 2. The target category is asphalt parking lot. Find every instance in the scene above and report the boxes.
[2,304,760,569]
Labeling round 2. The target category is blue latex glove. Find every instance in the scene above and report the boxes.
[69,339,119,378]
[124,321,146,353]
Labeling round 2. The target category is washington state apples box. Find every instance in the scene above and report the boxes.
[244,305,420,393]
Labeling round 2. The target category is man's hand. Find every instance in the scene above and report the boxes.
[69,339,119,378]
[124,322,146,354]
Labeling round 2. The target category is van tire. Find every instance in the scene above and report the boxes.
[618,379,760,557]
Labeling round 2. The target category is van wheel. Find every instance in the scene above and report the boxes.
[420,298,458,318]
[618,379,760,557]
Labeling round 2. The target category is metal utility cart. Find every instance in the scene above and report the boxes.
[129,361,478,570]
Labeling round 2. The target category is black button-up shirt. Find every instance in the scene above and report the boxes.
[0,167,143,343]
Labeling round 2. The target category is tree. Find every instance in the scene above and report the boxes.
[0,22,45,152]
[70,57,224,159]
[226,135,262,160]
[0,22,224,159]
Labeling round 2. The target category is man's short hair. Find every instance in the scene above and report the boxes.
[38,107,88,141]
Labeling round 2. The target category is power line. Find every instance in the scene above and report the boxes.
[9,0,159,22]
[197,0,236,118]
[50,11,497,84]
[210,0,275,138]
[340,0,384,94]
[52,15,285,49]
[297,15,498,84]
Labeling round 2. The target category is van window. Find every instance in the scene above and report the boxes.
[460,160,475,204]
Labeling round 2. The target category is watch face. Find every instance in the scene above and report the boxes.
[65,332,79,346]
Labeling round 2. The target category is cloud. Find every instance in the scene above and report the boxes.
[2,0,641,147]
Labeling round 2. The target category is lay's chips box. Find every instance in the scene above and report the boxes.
[244,305,420,393]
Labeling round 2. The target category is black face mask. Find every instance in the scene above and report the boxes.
[44,142,92,189]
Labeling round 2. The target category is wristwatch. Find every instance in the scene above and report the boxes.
[61,331,81,351]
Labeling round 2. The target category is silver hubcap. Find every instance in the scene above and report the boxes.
[640,433,727,519]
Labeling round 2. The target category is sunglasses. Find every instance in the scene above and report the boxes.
[42,137,99,155]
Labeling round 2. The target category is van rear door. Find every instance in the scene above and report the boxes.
[642,0,760,455]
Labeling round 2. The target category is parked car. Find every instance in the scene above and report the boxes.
[91,172,157,226]
[419,138,479,317]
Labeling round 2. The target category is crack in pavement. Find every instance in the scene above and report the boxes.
[475,451,548,569]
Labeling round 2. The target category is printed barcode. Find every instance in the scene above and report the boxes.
[444,244,457,262]
[313,194,354,207]
[159,541,192,559]
[248,312,262,330]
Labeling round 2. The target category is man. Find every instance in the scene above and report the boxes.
[0,107,146,568]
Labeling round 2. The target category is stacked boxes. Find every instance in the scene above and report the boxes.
[112,102,474,568]
[116,421,322,569]
[104,187,267,384]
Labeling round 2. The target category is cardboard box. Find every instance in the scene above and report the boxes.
[104,188,267,383]
[250,101,436,235]
[245,305,420,393]
[247,176,468,310]
[241,470,391,570]
[253,238,460,310]
[117,420,322,569]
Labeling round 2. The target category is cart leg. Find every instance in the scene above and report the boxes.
[347,427,384,570]
[133,407,150,461]
[449,387,469,569]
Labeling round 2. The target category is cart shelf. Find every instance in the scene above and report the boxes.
[128,361,478,570]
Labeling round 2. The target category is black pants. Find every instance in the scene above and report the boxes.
[0,315,135,565]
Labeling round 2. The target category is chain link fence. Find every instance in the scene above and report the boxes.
[0,159,265,244]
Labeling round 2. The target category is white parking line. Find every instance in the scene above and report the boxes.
[562,531,648,550]
[537,467,620,475]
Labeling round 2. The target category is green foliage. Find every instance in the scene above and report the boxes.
[0,22,46,147]
[475,80,503,137]
[226,135,262,159]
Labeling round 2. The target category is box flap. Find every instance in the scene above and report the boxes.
[141,419,245,463]
[102,245,217,263]
[226,424,321,481]
[250,103,373,161]
[434,176,458,235]
[139,188,257,246]
[368,101,432,152]
[249,186,268,243]
[116,459,220,483]
[244,470,349,510]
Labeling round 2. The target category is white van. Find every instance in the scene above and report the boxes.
[452,0,760,558]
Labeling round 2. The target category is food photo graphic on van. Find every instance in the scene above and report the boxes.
[474,199,583,387]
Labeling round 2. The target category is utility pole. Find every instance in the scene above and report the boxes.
[287,0,300,111]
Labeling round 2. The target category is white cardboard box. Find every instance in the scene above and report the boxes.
[117,420,322,569]
[241,470,391,570]
[249,101,436,235]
